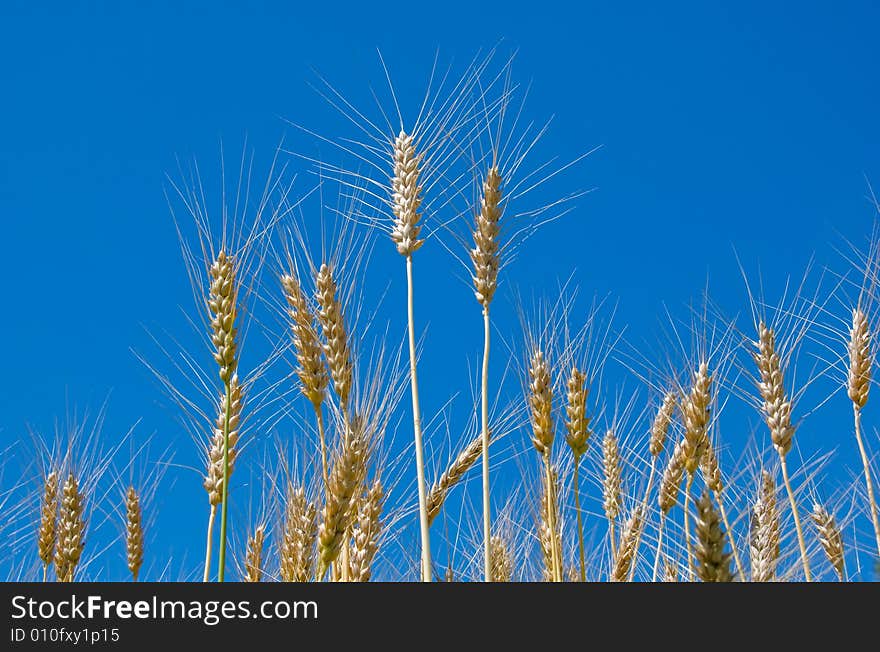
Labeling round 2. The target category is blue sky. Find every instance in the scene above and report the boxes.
[1,1,879,580]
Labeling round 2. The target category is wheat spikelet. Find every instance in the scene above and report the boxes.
[426,433,483,525]
[208,250,238,384]
[37,470,59,575]
[204,376,243,506]
[658,439,686,513]
[528,349,554,456]
[54,472,85,582]
[564,367,590,458]
[611,505,643,582]
[694,490,732,582]
[812,503,844,580]
[244,525,265,582]
[390,131,424,256]
[750,470,780,582]
[348,480,384,582]
[602,429,622,522]
[701,440,723,493]
[125,486,143,581]
[282,272,328,410]
[315,264,353,406]
[317,418,367,574]
[489,535,512,582]
[279,485,317,582]
[848,308,872,408]
[682,362,712,474]
[754,323,795,456]
[650,391,676,457]
[538,465,562,582]
[471,166,502,307]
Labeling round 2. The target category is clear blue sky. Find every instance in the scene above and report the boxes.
[1,1,879,580]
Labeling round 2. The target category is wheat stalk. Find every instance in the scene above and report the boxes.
[811,502,845,580]
[602,428,622,560]
[280,485,317,582]
[348,480,384,582]
[847,307,880,557]
[538,464,563,582]
[611,505,643,582]
[54,472,85,583]
[694,490,732,582]
[754,322,811,580]
[472,165,503,582]
[125,486,143,581]
[700,441,743,579]
[750,470,780,582]
[282,271,330,490]
[244,525,265,582]
[681,361,712,578]
[315,263,353,408]
[427,433,483,525]
[489,534,512,582]
[390,130,432,581]
[565,366,590,581]
[37,469,59,581]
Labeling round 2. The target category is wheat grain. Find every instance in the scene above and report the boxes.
[55,472,85,583]
[489,535,512,582]
[280,485,317,582]
[650,391,676,457]
[611,505,643,582]
[427,433,483,525]
[125,486,143,581]
[314,263,353,407]
[208,250,238,384]
[390,131,424,256]
[602,428,622,558]
[471,166,502,308]
[811,503,844,580]
[204,377,243,507]
[528,349,554,455]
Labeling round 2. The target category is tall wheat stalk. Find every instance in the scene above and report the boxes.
[754,322,811,580]
[564,366,590,581]
[847,307,880,557]
[681,361,712,578]
[471,165,502,581]
[390,130,431,581]
[701,441,742,579]
[654,438,685,581]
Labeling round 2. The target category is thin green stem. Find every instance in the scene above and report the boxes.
[481,307,491,582]
[854,404,880,557]
[203,504,216,582]
[780,454,812,581]
[406,255,432,582]
[573,457,586,582]
[217,378,232,582]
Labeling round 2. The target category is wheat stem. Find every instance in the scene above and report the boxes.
[780,455,812,581]
[853,404,880,557]
[652,512,666,582]
[480,307,491,582]
[542,454,562,582]
[203,505,216,582]
[405,254,432,581]
[217,376,232,582]
[683,474,694,580]
[573,457,586,582]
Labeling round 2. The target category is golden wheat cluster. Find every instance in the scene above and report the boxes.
[17,54,880,583]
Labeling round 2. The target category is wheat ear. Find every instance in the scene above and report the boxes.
[489,534,512,582]
[54,472,85,583]
[206,250,240,582]
[750,470,780,582]
[681,361,712,578]
[602,429,622,560]
[472,166,502,582]
[811,502,845,580]
[280,485,317,582]
[282,272,330,490]
[203,373,242,581]
[694,490,733,582]
[611,505,643,582]
[754,322,811,580]
[847,308,880,557]
[243,525,265,582]
[38,469,59,581]
[317,417,368,578]
[390,131,431,581]
[654,438,686,581]
[125,486,143,581]
[565,366,591,581]
[349,480,384,582]
[427,433,483,525]
[700,441,743,579]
